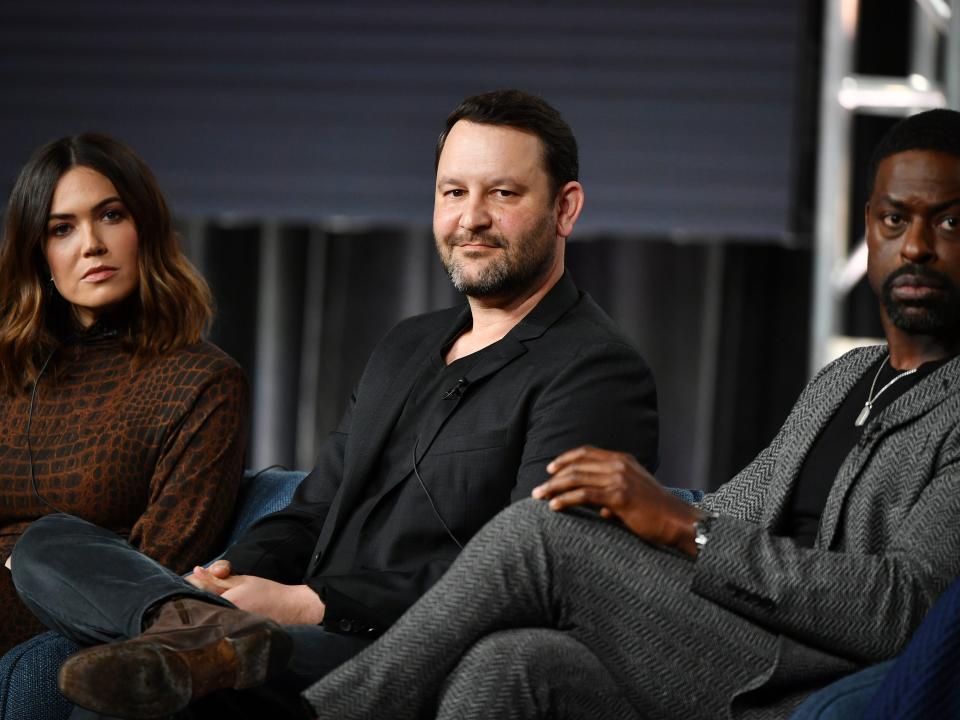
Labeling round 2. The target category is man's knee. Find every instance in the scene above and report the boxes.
[443,630,632,719]
[493,498,548,528]
[493,499,608,544]
[461,629,579,677]
[484,498,573,538]
[442,630,554,707]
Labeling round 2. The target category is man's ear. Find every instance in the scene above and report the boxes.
[555,181,585,239]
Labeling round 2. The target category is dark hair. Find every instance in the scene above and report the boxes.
[435,89,579,196]
[0,133,214,394]
[867,109,960,195]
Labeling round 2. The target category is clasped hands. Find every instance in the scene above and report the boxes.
[186,560,325,625]
[533,446,705,557]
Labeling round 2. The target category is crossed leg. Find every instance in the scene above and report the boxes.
[304,499,778,719]
[437,629,638,720]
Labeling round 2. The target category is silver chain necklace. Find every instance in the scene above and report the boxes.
[854,355,917,427]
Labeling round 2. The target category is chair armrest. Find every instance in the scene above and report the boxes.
[666,487,704,504]
[212,469,308,559]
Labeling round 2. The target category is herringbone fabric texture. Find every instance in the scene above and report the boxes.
[306,501,780,719]
[437,629,638,720]
[305,346,960,719]
[694,346,960,668]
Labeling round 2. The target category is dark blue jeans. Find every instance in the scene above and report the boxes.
[12,514,373,719]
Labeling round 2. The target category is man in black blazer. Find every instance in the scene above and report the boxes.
[11,89,658,718]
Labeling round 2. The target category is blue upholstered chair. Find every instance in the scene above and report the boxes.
[0,468,306,720]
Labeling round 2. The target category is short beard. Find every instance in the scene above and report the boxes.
[438,213,556,299]
[881,264,960,335]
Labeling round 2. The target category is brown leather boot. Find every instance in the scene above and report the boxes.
[57,598,293,719]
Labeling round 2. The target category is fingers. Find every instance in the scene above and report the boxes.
[206,559,232,578]
[546,446,636,475]
[543,486,609,512]
[546,445,602,473]
[186,565,232,595]
[533,458,632,500]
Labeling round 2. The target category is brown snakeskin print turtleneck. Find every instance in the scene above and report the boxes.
[0,336,248,654]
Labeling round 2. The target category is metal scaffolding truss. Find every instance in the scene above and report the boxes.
[811,0,960,372]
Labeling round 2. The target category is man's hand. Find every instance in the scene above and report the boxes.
[187,561,325,624]
[533,446,705,557]
[185,559,234,595]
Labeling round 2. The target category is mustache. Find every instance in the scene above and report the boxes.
[881,264,952,295]
[449,232,507,248]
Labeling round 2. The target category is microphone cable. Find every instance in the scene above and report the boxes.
[411,437,464,551]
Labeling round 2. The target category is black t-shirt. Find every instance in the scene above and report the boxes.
[318,334,496,572]
[782,355,951,547]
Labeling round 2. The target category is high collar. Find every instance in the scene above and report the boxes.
[61,320,122,347]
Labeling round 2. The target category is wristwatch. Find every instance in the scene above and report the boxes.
[693,511,719,557]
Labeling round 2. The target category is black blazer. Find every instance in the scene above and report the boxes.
[225,272,658,633]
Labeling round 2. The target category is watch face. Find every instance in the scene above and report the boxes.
[693,512,718,555]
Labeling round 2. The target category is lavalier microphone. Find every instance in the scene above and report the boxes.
[442,377,469,400]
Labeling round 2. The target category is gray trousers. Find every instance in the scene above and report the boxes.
[437,629,638,719]
[304,500,782,720]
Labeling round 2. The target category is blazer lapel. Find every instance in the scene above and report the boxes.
[413,271,580,469]
[819,354,960,547]
[760,346,885,528]
[314,310,469,555]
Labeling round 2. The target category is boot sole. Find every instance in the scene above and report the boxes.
[58,625,276,719]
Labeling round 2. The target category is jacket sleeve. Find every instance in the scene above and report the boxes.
[307,560,455,634]
[691,434,960,664]
[510,340,659,501]
[223,394,355,584]
[128,364,248,575]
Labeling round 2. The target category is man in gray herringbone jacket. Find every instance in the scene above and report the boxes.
[301,110,960,719]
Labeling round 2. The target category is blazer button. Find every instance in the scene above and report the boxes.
[338,619,353,633]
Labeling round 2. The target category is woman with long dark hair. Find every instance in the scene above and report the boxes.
[0,134,249,654]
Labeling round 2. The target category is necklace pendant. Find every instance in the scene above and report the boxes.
[855,404,871,427]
